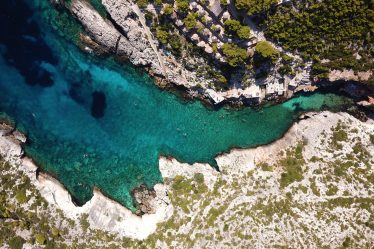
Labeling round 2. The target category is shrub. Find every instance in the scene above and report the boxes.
[279,145,305,188]
[193,173,204,184]
[212,42,218,53]
[154,0,162,6]
[169,33,182,54]
[255,41,279,63]
[135,0,148,8]
[224,19,242,35]
[235,0,277,15]
[176,0,189,13]
[330,123,348,149]
[15,188,28,204]
[237,26,251,39]
[163,4,174,15]
[35,234,46,245]
[222,43,248,67]
[51,227,60,237]
[369,134,374,144]
[281,54,293,63]
[258,162,272,171]
[279,64,292,75]
[156,28,169,44]
[183,13,198,29]
[8,236,25,249]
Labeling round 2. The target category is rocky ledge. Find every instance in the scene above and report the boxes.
[61,0,303,106]
[0,122,173,240]
[1,111,373,244]
[50,0,374,108]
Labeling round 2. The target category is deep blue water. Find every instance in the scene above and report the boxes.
[0,0,352,209]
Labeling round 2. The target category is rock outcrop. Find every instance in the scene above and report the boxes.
[0,122,173,240]
[70,0,190,85]
[1,111,373,244]
[132,185,157,215]
[329,69,373,82]
[66,0,261,105]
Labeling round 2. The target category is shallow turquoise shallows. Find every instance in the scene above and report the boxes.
[0,0,352,209]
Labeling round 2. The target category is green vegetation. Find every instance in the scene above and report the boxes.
[80,213,90,232]
[183,13,198,30]
[266,0,374,76]
[278,64,293,76]
[237,26,251,39]
[135,0,149,8]
[326,184,338,196]
[267,0,374,54]
[352,142,371,161]
[234,0,278,15]
[154,23,183,55]
[254,41,279,63]
[223,19,251,39]
[35,233,46,245]
[15,187,28,204]
[162,4,174,15]
[170,175,208,213]
[156,28,169,44]
[279,143,305,188]
[8,236,25,249]
[222,43,248,67]
[169,33,183,54]
[258,162,272,171]
[332,160,353,177]
[1,116,373,248]
[206,206,226,226]
[330,121,348,150]
[176,0,189,13]
[370,134,374,144]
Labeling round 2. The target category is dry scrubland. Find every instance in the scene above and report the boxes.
[1,111,373,248]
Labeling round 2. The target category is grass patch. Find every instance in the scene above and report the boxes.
[206,206,226,227]
[279,144,305,188]
[15,188,28,204]
[330,121,348,149]
[258,162,273,171]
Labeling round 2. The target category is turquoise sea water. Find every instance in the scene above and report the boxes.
[0,0,352,209]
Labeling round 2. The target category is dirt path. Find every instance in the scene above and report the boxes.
[131,4,168,77]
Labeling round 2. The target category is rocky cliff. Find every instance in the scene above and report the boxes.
[1,111,373,247]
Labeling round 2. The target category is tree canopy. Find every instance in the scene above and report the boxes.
[183,13,198,29]
[266,0,374,57]
[176,0,189,13]
[255,41,279,62]
[224,19,251,39]
[222,43,248,67]
[265,0,374,79]
[234,0,277,15]
[156,28,169,44]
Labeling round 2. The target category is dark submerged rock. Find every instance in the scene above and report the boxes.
[91,91,106,118]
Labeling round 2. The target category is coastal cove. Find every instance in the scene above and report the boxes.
[0,0,354,209]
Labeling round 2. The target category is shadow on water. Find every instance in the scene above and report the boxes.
[91,91,107,118]
[0,0,57,87]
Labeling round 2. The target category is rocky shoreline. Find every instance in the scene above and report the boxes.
[51,0,373,109]
[54,0,297,106]
[1,110,373,242]
[0,122,173,240]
